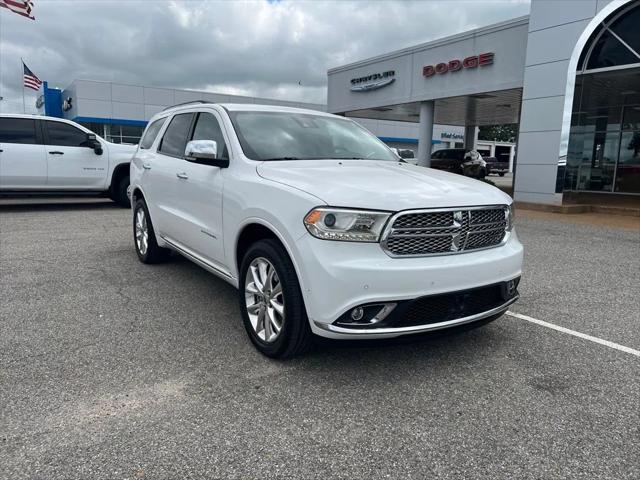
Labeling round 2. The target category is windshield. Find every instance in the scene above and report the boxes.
[228,111,398,162]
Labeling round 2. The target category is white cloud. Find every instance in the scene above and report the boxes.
[0,0,530,113]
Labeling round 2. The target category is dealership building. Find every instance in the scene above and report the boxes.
[37,79,466,157]
[37,0,639,205]
[328,0,640,204]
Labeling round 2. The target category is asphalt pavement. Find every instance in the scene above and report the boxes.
[0,201,638,479]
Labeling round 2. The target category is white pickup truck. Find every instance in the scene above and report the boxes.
[0,114,136,206]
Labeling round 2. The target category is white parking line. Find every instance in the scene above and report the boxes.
[506,311,640,358]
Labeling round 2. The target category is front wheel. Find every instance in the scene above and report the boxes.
[133,199,171,264]
[239,239,312,358]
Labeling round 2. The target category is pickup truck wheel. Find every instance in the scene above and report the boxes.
[133,199,171,264]
[239,239,312,358]
[114,175,131,208]
[499,173,505,177]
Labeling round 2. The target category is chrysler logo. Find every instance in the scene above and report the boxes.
[350,70,396,92]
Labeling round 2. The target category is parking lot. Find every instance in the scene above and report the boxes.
[1,202,638,479]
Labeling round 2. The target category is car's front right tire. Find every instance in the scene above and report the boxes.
[133,199,171,264]
[239,239,312,359]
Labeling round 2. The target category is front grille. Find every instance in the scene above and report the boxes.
[382,206,508,256]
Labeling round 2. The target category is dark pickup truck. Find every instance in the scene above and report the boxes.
[485,156,510,176]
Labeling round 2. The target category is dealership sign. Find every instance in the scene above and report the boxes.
[423,52,494,78]
[441,132,464,141]
[350,70,395,92]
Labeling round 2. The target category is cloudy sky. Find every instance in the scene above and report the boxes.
[0,0,530,113]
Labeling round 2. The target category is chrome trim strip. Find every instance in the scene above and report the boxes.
[314,295,519,336]
[380,205,509,258]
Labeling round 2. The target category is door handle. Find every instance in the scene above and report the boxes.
[142,163,152,170]
[49,151,64,155]
[176,172,188,179]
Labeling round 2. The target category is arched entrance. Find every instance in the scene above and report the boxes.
[563,1,640,196]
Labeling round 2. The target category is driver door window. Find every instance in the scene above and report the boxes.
[43,120,107,189]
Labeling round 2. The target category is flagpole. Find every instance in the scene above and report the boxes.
[21,58,26,113]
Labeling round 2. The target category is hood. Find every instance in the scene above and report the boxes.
[256,160,511,211]
[106,141,137,163]
[106,141,137,153]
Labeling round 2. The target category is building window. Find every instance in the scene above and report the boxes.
[106,124,145,144]
[564,1,640,195]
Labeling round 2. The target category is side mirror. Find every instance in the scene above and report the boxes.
[184,140,229,168]
[86,133,103,155]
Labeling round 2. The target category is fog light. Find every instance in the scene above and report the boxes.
[350,307,364,321]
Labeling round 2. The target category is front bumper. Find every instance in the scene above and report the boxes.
[315,280,519,336]
[294,229,523,340]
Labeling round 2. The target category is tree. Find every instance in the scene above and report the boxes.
[478,124,518,143]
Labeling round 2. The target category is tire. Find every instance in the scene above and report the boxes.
[113,175,131,208]
[238,239,312,358]
[499,173,505,177]
[133,199,171,264]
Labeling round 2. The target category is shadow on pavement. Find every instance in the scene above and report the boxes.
[0,199,122,213]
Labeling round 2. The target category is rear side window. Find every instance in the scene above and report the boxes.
[159,113,194,157]
[191,112,228,159]
[139,118,166,150]
[46,121,88,147]
[0,118,37,144]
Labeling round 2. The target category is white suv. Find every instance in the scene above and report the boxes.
[130,103,523,358]
[0,114,135,206]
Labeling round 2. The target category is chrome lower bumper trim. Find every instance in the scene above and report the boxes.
[314,295,519,336]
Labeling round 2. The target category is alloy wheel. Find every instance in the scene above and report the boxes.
[244,257,285,343]
[135,208,149,255]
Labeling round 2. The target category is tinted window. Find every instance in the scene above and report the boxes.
[609,5,640,56]
[46,121,88,147]
[586,30,638,70]
[140,118,166,149]
[0,118,37,144]
[191,113,228,159]
[159,113,194,157]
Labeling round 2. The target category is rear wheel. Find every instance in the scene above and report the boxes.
[499,172,505,177]
[113,175,131,208]
[239,239,312,358]
[133,199,171,264]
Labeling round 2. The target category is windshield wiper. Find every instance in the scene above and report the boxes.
[261,156,302,161]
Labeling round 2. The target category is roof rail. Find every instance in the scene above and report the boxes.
[162,100,209,111]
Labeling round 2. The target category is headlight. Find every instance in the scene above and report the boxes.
[506,204,514,231]
[304,207,391,242]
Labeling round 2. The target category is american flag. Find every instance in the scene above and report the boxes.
[0,0,35,20]
[23,62,42,91]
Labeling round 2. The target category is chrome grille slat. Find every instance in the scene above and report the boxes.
[381,206,508,257]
